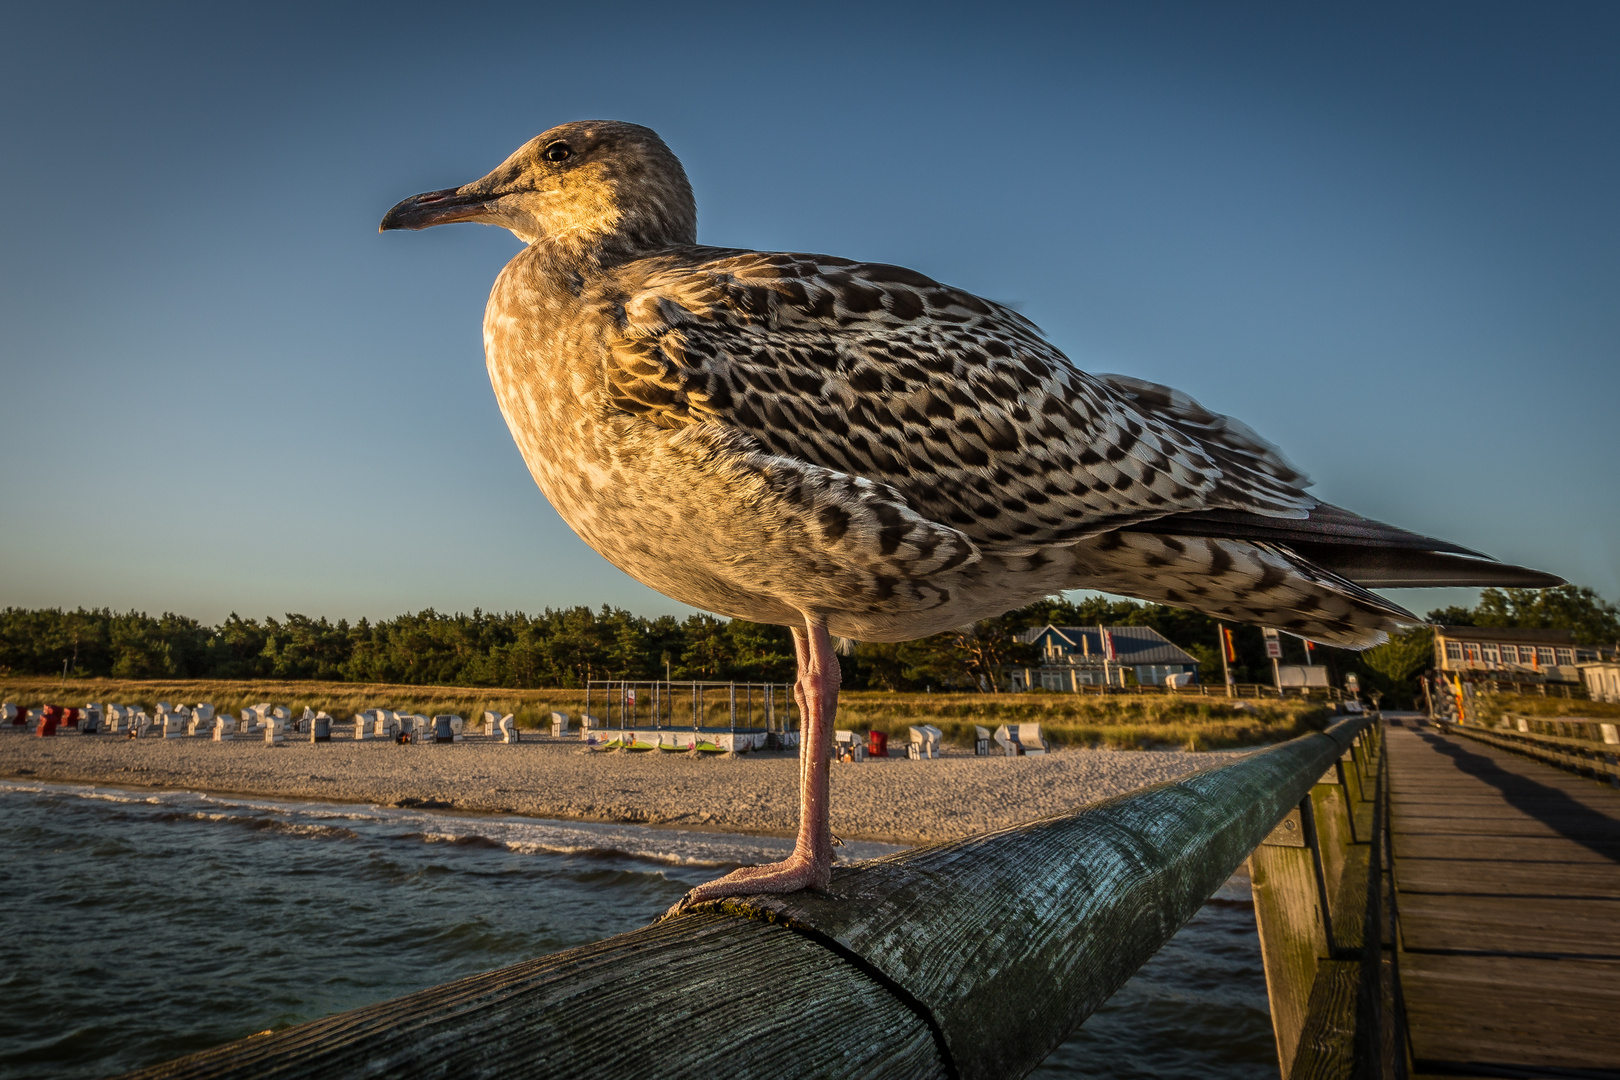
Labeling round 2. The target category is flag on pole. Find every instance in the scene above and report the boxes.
[1102,628,1116,661]
[1221,627,1237,663]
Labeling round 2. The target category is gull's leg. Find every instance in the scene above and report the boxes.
[665,615,837,914]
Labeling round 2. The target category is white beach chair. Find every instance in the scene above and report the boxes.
[497,714,519,744]
[908,725,943,760]
[188,703,215,734]
[482,710,501,736]
[156,701,173,716]
[431,715,464,743]
[580,715,601,740]
[162,710,187,739]
[133,711,152,737]
[263,721,284,745]
[81,704,103,734]
[353,711,374,740]
[2,703,16,726]
[974,725,994,756]
[449,715,465,736]
[213,716,234,741]
[1014,723,1046,755]
[550,711,571,737]
[992,724,1020,756]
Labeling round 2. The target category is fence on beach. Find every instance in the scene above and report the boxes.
[123,713,1403,1080]
[583,679,799,732]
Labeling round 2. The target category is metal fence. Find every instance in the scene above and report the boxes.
[583,680,799,732]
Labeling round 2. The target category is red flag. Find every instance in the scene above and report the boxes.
[1222,627,1237,663]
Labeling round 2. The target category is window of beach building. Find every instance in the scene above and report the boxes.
[1482,644,1499,664]
[1446,641,1463,661]
[1539,646,1558,665]
[1499,644,1519,664]
[1556,647,1575,666]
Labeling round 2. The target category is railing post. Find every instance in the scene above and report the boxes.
[1252,719,1386,1079]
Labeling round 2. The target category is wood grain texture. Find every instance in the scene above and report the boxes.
[1287,960,1360,1080]
[1251,841,1329,1073]
[694,717,1373,1080]
[118,913,945,1080]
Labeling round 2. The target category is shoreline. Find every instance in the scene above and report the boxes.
[0,730,1219,846]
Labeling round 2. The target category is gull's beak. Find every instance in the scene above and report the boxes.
[379,186,498,232]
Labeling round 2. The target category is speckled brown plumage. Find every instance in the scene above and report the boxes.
[383,120,1559,902]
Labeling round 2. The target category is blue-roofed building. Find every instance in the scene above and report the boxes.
[1011,624,1200,691]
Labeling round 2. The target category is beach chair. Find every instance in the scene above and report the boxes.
[156,702,173,716]
[2,703,16,726]
[188,703,214,735]
[352,711,374,740]
[373,711,397,738]
[212,715,234,741]
[133,711,152,737]
[482,710,501,736]
[431,715,463,743]
[908,725,943,760]
[497,714,519,744]
[992,725,1019,756]
[974,725,993,756]
[834,730,868,762]
[1015,723,1047,755]
[162,710,187,739]
[80,704,102,734]
[580,715,602,740]
[550,711,571,737]
[310,711,332,742]
[263,721,284,745]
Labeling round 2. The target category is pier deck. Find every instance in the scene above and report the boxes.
[1387,721,1620,1078]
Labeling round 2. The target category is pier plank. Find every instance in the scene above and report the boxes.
[1386,723,1620,1078]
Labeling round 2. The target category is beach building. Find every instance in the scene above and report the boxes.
[1012,624,1199,691]
[1431,625,1604,685]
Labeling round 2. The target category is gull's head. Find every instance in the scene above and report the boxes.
[380,120,696,250]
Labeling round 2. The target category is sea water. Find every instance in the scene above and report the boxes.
[0,782,1277,1079]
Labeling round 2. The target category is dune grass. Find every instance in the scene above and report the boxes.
[0,677,1331,751]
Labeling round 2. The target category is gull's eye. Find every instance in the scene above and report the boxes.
[543,142,572,163]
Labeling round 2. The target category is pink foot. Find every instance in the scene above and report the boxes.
[664,850,832,916]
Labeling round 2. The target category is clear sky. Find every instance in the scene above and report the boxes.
[2,1,1616,626]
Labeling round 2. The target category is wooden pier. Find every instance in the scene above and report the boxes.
[1387,718,1620,1079]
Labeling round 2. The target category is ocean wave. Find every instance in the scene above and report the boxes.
[0,779,902,870]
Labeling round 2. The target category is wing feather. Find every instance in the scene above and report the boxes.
[599,250,1312,549]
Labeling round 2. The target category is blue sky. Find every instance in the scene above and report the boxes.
[2,1,1616,625]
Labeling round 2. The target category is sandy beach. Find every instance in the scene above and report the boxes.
[0,728,1220,845]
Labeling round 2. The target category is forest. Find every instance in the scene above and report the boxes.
[2,586,1613,705]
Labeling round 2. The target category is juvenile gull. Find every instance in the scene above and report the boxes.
[381,121,1559,907]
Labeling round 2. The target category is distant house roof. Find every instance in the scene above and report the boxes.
[1017,624,1198,667]
[1436,625,1575,645]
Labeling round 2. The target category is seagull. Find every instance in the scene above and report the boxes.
[381,120,1560,908]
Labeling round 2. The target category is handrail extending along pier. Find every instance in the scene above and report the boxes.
[125,716,1374,1080]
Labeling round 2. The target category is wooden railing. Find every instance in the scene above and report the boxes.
[1441,717,1620,786]
[123,716,1378,1080]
